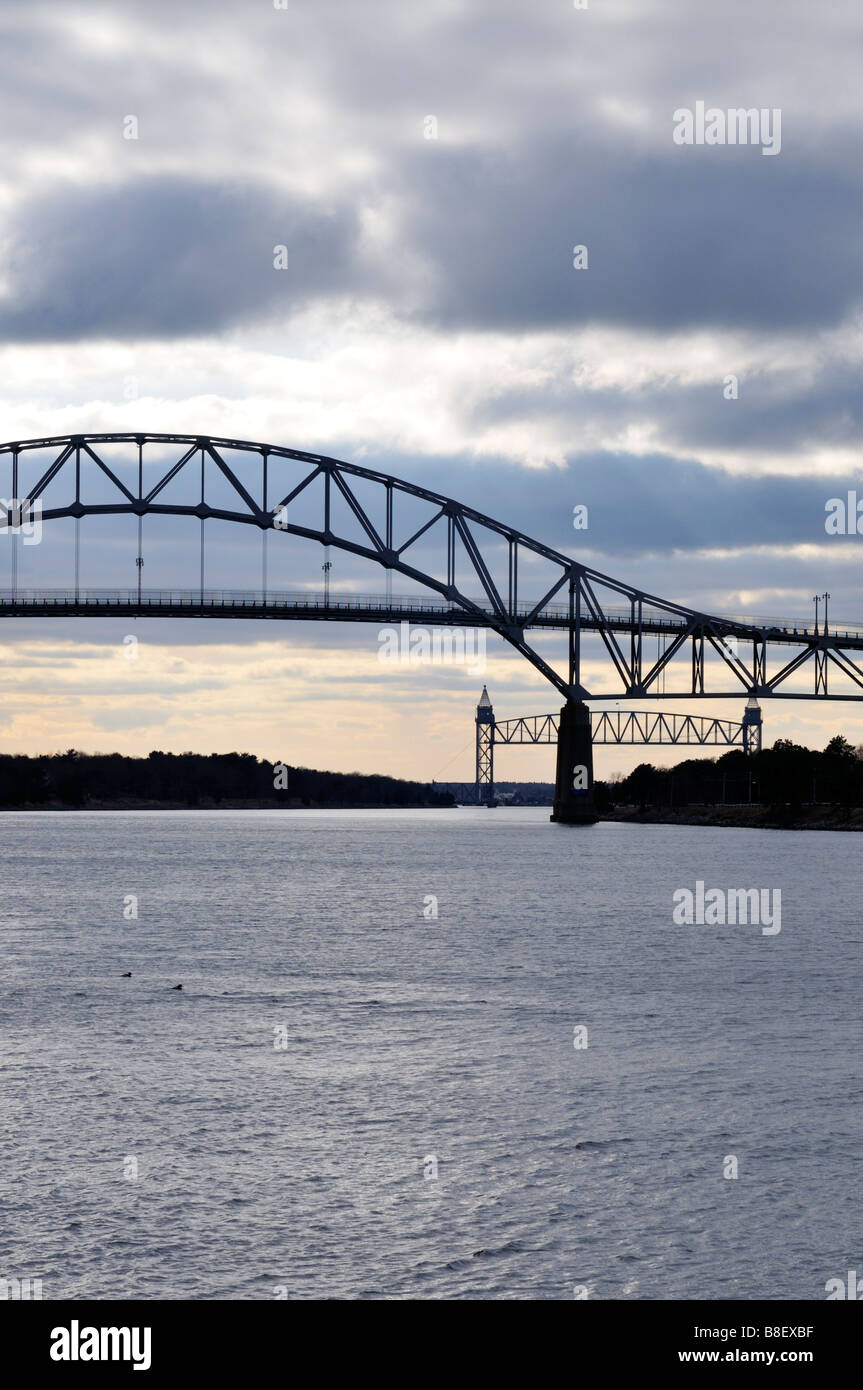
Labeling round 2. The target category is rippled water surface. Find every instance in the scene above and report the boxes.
[2,808,861,1300]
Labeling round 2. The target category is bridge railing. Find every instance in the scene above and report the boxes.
[0,587,860,640]
[0,588,686,624]
[0,587,449,611]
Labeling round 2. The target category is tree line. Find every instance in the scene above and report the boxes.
[600,736,863,812]
[0,750,455,810]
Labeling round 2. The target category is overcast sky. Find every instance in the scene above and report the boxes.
[1,0,862,781]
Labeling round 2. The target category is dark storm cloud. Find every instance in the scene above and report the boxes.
[1,1,862,341]
[396,138,863,334]
[0,177,371,343]
[375,449,848,559]
[6,138,862,345]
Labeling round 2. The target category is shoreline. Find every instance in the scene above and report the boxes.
[601,805,863,832]
[1,800,860,829]
[0,797,454,813]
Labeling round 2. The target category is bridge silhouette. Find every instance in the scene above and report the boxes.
[1,432,860,822]
[472,687,763,806]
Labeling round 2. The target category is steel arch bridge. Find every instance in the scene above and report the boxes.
[1,431,863,708]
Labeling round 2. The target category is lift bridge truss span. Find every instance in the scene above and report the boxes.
[494,708,758,748]
[474,694,763,804]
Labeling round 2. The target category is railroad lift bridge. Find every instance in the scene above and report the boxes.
[474,686,763,808]
[1,432,862,824]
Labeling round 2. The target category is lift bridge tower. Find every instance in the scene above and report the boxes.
[743,696,763,755]
[475,686,495,805]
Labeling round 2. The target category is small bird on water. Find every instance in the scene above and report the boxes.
[171,984,183,991]
[121,972,132,977]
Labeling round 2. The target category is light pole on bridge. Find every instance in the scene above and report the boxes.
[812,592,831,637]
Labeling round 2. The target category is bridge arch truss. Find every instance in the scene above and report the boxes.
[1,432,862,704]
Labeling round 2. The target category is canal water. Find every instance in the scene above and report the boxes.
[1,809,860,1299]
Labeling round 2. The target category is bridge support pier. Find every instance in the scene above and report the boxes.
[550,700,598,825]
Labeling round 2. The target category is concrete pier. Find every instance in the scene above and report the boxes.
[550,700,598,824]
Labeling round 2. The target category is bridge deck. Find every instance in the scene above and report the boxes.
[1,588,860,645]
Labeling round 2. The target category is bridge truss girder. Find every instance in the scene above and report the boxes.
[1,432,862,704]
[493,708,761,752]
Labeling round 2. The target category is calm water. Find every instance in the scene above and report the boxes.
[1,809,861,1301]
